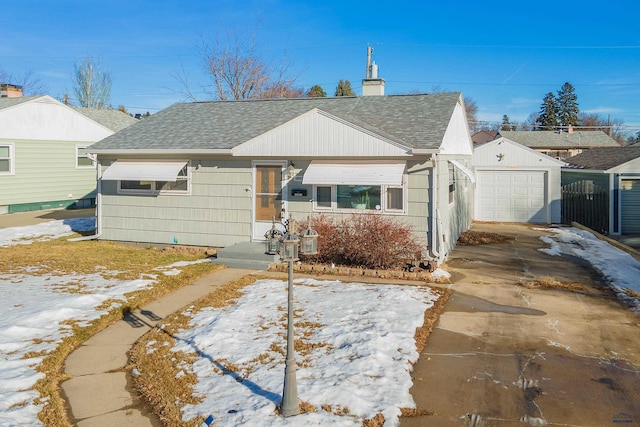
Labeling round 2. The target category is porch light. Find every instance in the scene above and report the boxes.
[299,217,318,256]
[280,219,299,262]
[264,218,283,255]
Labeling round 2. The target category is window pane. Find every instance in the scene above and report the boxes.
[387,187,403,210]
[337,185,381,210]
[0,159,9,172]
[0,146,9,157]
[158,179,188,192]
[121,180,152,190]
[316,186,332,208]
[77,157,94,167]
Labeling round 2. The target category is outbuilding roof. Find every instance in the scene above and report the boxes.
[498,130,620,149]
[564,146,640,170]
[89,92,462,152]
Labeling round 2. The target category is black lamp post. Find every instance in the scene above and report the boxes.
[278,215,318,417]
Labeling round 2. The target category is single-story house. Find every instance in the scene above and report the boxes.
[88,92,475,264]
[0,94,137,214]
[498,129,620,160]
[472,137,565,223]
[562,146,640,235]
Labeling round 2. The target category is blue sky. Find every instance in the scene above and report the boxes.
[2,0,639,134]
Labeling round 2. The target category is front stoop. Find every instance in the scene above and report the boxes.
[211,241,279,270]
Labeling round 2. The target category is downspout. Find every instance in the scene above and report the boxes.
[430,154,441,262]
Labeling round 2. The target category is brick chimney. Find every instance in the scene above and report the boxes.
[0,83,23,98]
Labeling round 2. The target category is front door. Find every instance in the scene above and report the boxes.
[253,162,286,240]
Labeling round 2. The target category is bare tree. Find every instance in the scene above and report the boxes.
[0,67,48,95]
[196,26,299,101]
[72,56,112,108]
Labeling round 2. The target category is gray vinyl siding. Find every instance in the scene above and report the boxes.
[99,159,252,247]
[436,155,473,257]
[0,139,97,207]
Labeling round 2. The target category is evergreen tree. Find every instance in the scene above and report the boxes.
[334,79,355,97]
[306,85,327,98]
[556,82,579,127]
[537,92,559,130]
[501,115,511,131]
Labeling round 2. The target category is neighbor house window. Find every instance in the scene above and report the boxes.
[118,164,190,195]
[0,144,14,175]
[313,184,405,213]
[76,145,95,168]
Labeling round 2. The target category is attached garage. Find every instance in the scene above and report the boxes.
[473,137,564,224]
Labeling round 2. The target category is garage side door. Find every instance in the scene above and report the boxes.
[621,179,640,234]
[476,170,547,223]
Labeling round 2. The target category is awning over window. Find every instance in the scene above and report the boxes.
[448,159,476,184]
[302,161,405,186]
[101,160,187,181]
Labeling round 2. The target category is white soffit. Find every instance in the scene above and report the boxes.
[102,160,187,181]
[302,161,406,186]
[449,159,476,183]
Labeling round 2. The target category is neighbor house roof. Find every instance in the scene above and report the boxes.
[0,95,40,110]
[472,130,498,145]
[72,107,139,132]
[498,130,620,149]
[564,146,640,170]
[89,92,462,152]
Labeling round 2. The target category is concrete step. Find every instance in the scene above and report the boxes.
[213,241,281,271]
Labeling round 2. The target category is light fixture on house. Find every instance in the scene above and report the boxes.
[286,163,296,180]
[497,153,505,161]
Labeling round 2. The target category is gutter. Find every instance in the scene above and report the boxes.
[429,154,441,262]
[69,154,101,242]
[87,149,234,156]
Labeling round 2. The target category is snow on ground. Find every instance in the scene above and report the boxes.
[0,218,204,426]
[169,278,439,427]
[539,226,640,313]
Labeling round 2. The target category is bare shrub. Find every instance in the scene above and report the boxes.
[299,214,424,270]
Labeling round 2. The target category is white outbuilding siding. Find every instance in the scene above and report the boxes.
[473,137,565,224]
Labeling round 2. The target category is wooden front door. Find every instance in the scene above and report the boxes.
[253,163,285,240]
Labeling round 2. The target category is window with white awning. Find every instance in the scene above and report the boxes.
[102,160,190,194]
[302,161,406,186]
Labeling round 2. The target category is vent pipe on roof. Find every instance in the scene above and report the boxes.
[362,45,385,96]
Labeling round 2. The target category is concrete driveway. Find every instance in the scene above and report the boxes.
[402,223,640,427]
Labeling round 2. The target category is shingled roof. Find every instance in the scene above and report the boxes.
[72,107,139,132]
[89,92,462,152]
[564,146,640,170]
[499,130,620,149]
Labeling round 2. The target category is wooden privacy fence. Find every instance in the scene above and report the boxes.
[562,181,609,234]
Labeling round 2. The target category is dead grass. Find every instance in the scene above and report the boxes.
[457,230,513,246]
[0,235,219,427]
[521,276,588,292]
[130,278,451,426]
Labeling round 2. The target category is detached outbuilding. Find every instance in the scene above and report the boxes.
[473,137,565,223]
[563,146,640,235]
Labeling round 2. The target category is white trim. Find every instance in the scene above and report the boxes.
[0,143,15,175]
[102,160,188,181]
[311,183,407,215]
[75,144,96,169]
[252,160,288,241]
[448,159,476,184]
[303,161,406,186]
[111,161,191,196]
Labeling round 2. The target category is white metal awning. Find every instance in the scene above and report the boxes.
[101,160,187,181]
[302,161,406,186]
[448,159,476,184]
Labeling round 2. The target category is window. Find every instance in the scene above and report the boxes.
[314,184,405,213]
[118,164,190,195]
[0,144,14,175]
[76,145,94,168]
[448,163,456,204]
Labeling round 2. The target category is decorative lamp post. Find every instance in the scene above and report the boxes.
[264,218,283,255]
[279,215,300,417]
[299,217,319,256]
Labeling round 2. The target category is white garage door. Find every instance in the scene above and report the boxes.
[621,179,640,234]
[476,170,547,223]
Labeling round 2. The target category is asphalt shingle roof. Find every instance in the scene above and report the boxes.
[499,130,620,149]
[564,146,640,170]
[89,92,462,151]
[72,107,139,132]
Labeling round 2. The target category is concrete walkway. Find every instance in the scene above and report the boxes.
[62,267,257,427]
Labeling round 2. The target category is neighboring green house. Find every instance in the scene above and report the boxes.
[0,95,137,214]
[88,92,475,264]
